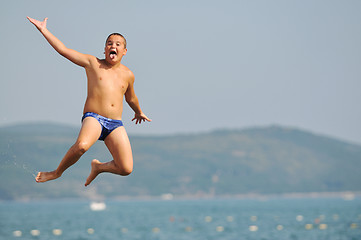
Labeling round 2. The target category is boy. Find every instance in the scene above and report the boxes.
[27,17,151,186]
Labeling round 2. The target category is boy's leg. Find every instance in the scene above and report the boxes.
[85,126,133,186]
[36,117,102,183]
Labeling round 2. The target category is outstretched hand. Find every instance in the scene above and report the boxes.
[27,16,48,32]
[132,113,152,125]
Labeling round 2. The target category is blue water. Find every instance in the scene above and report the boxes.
[1,198,361,240]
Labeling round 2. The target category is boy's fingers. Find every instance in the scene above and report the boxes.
[27,16,33,23]
[132,115,151,124]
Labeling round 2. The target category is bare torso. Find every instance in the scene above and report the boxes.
[83,58,133,120]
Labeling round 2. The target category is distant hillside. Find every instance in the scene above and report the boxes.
[1,123,361,200]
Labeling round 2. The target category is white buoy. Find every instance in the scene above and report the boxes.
[249,225,258,232]
[87,228,95,234]
[216,226,224,232]
[319,224,328,230]
[13,230,22,237]
[30,229,40,236]
[152,227,160,233]
[185,226,192,232]
[53,229,62,236]
[305,224,313,230]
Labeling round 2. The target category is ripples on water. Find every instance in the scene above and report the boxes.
[1,198,360,240]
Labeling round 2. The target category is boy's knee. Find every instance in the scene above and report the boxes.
[74,141,91,154]
[121,166,133,176]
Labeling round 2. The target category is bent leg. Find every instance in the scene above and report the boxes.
[36,117,102,183]
[85,126,133,186]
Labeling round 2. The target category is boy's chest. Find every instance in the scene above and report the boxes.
[91,69,128,93]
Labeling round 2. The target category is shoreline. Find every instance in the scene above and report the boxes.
[4,190,361,203]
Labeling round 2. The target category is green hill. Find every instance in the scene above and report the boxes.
[1,123,360,200]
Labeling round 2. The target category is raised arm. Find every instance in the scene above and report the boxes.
[27,17,93,68]
[125,74,151,124]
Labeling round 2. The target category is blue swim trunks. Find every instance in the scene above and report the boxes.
[82,112,123,141]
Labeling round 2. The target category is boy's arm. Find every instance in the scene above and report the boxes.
[27,17,93,68]
[125,74,151,124]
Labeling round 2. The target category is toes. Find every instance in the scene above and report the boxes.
[35,172,41,182]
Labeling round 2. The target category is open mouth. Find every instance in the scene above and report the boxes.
[109,50,117,59]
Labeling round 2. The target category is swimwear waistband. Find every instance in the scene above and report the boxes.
[82,112,123,123]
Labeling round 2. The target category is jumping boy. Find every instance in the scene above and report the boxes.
[27,16,151,186]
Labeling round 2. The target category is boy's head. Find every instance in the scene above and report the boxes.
[104,33,127,63]
[105,33,127,48]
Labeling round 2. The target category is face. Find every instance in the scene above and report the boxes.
[104,35,127,64]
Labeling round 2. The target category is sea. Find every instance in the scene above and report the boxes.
[1,197,360,240]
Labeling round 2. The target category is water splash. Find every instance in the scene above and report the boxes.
[13,161,37,178]
[0,153,38,178]
[1,144,38,179]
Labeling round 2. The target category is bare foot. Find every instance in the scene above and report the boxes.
[35,170,60,183]
[85,159,102,186]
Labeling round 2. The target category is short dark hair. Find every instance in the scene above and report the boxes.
[105,33,127,48]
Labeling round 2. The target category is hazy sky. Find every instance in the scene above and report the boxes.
[1,0,360,144]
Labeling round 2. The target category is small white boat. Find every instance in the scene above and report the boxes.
[90,201,106,211]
